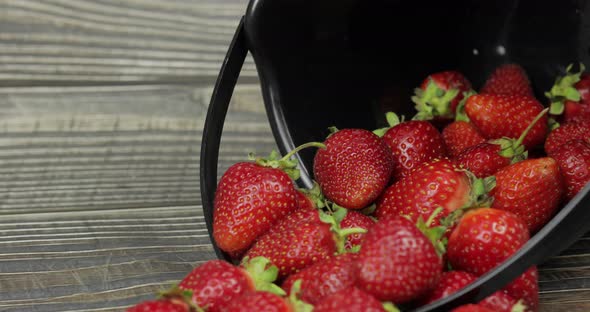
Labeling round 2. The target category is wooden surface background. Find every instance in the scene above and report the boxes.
[0,1,589,311]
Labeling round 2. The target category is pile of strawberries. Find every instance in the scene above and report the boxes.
[128,63,590,312]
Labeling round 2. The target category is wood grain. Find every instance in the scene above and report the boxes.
[0,0,257,85]
[0,83,273,214]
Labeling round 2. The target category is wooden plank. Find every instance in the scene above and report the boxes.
[0,83,276,214]
[0,0,258,85]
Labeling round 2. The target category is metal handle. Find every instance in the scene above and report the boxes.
[200,17,248,261]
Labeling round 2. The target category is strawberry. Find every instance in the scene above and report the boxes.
[412,71,473,121]
[548,140,590,200]
[455,109,549,178]
[544,121,590,155]
[419,270,521,312]
[126,299,190,312]
[447,208,529,276]
[490,157,564,233]
[374,113,447,180]
[245,207,364,279]
[451,304,495,312]
[503,267,539,312]
[419,270,477,305]
[213,150,301,255]
[442,121,486,158]
[177,257,283,311]
[220,291,291,312]
[455,143,516,178]
[465,94,548,149]
[281,253,358,305]
[341,210,375,250]
[314,128,394,209]
[355,216,443,303]
[313,287,389,312]
[480,292,522,312]
[546,63,590,123]
[480,64,533,96]
[375,158,489,226]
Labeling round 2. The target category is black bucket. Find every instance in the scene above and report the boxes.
[200,0,590,310]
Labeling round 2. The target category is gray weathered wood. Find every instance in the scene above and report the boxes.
[0,0,257,85]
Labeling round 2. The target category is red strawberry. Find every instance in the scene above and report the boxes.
[375,158,485,226]
[546,63,590,123]
[419,270,477,305]
[126,299,189,312]
[465,94,548,149]
[451,304,495,312]
[220,291,291,312]
[503,267,539,312]
[340,210,375,250]
[548,140,590,200]
[455,109,548,178]
[281,253,358,305]
[314,128,394,209]
[245,208,361,279]
[213,156,298,254]
[447,208,529,276]
[313,287,388,312]
[374,113,447,180]
[544,121,590,155]
[481,64,533,96]
[442,121,486,158]
[412,71,473,121]
[419,270,519,312]
[177,257,283,311]
[356,216,443,303]
[480,291,521,312]
[491,157,564,233]
[455,143,515,178]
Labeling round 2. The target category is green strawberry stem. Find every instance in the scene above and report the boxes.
[548,117,560,130]
[318,207,368,254]
[252,142,326,180]
[514,107,549,147]
[511,300,527,312]
[382,302,401,312]
[298,181,326,209]
[414,207,447,257]
[280,142,327,162]
[287,280,314,312]
[338,227,368,238]
[546,63,585,115]
[412,79,461,120]
[373,112,403,137]
[158,287,203,312]
[467,171,496,208]
[441,172,496,228]
[360,203,377,215]
[241,256,286,296]
[454,90,477,122]
[491,107,549,163]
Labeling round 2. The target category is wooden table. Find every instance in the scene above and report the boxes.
[0,1,588,311]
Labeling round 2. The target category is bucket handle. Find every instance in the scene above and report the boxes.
[200,17,247,260]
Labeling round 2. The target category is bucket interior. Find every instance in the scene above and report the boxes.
[245,0,590,185]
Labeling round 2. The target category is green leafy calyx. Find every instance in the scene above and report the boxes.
[373,112,403,137]
[412,79,461,120]
[241,256,286,296]
[252,142,326,180]
[545,63,585,115]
